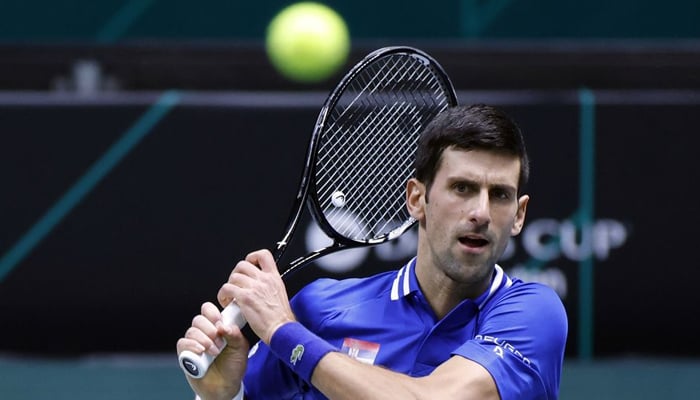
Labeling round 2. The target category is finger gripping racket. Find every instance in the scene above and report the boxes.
[179,46,457,379]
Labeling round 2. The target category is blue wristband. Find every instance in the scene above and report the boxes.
[269,322,336,383]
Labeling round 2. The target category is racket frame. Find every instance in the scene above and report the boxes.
[277,46,458,278]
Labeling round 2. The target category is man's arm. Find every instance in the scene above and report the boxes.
[220,250,566,399]
[312,351,499,400]
[227,250,500,399]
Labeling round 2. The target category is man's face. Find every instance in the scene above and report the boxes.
[409,147,529,287]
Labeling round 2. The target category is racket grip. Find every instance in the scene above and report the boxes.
[178,302,247,379]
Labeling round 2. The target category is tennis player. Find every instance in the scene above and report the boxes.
[177,104,568,399]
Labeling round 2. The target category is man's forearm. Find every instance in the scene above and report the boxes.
[311,351,499,400]
[311,352,423,400]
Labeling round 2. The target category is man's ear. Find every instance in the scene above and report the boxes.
[406,178,426,221]
[511,194,530,236]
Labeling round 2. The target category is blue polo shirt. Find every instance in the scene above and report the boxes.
[243,258,568,399]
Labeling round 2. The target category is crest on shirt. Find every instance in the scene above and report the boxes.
[341,338,380,365]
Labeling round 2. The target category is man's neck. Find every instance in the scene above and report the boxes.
[414,259,491,320]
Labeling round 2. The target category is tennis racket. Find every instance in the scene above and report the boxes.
[179,45,457,379]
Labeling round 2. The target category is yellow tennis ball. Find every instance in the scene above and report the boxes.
[266,2,350,83]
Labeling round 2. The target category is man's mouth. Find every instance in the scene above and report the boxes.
[459,235,489,248]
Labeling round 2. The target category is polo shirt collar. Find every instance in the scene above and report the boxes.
[390,258,513,309]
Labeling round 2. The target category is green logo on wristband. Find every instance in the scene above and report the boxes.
[291,344,305,366]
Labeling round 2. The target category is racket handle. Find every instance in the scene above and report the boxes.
[178,302,247,379]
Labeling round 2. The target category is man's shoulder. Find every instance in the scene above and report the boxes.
[290,269,400,329]
[295,269,398,304]
[488,276,568,333]
[506,277,564,304]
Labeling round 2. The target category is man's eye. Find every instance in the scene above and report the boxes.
[454,183,468,192]
[493,189,511,201]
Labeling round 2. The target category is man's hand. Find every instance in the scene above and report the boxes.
[219,249,296,344]
[176,302,249,400]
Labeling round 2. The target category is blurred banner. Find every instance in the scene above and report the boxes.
[0,88,696,359]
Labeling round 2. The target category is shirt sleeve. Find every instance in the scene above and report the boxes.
[451,282,568,400]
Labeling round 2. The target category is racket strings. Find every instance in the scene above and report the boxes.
[319,77,444,238]
[321,103,416,233]
[314,52,452,242]
[320,104,417,237]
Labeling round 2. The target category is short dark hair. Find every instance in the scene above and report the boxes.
[413,104,530,196]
